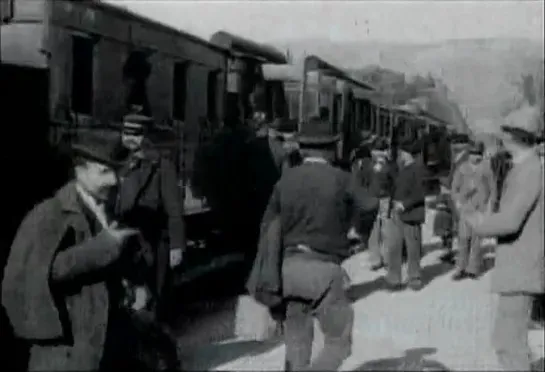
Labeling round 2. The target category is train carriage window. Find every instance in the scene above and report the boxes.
[1,0,14,23]
[207,70,218,123]
[173,62,188,121]
[71,35,95,115]
[123,50,152,116]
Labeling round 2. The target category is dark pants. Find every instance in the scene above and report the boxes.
[493,294,533,371]
[455,220,483,275]
[385,214,422,284]
[282,254,353,371]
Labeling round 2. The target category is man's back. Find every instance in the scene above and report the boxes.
[274,162,355,261]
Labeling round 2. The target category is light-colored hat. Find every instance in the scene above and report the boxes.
[501,103,542,135]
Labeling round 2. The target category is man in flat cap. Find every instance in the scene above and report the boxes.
[450,141,495,281]
[259,125,378,371]
[117,112,185,321]
[384,139,426,291]
[464,102,544,371]
[1,129,147,370]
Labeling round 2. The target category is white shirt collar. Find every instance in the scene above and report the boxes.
[75,184,109,229]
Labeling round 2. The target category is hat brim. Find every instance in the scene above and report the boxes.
[295,134,341,148]
[71,145,127,169]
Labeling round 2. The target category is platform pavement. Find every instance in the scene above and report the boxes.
[177,207,544,371]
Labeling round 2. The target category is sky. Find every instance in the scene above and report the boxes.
[105,0,544,44]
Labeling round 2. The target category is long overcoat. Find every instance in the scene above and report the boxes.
[117,147,185,300]
[1,183,113,371]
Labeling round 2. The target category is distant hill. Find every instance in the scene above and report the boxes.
[274,38,544,134]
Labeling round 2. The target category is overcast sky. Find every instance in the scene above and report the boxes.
[105,0,544,44]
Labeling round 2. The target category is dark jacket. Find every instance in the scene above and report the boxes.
[263,161,379,262]
[117,149,185,299]
[393,160,426,224]
[1,183,129,370]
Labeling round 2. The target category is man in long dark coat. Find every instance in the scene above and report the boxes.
[116,113,185,321]
[260,130,378,371]
[384,139,427,291]
[1,129,143,371]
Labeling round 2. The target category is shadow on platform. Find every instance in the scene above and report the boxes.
[532,357,544,372]
[350,347,450,371]
[180,338,282,370]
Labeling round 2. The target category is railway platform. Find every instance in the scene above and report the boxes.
[172,204,544,371]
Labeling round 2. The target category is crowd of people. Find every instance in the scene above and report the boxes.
[0,86,543,372]
[249,99,544,371]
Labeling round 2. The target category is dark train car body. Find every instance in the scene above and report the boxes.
[1,1,289,292]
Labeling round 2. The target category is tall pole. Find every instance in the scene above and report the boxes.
[298,54,308,132]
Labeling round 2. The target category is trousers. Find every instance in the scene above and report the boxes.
[367,198,389,266]
[282,254,353,371]
[385,214,422,284]
[493,293,533,371]
[456,220,483,275]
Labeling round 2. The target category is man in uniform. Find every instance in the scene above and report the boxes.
[450,141,495,280]
[116,113,185,321]
[384,139,426,291]
[1,129,144,370]
[464,102,544,371]
[260,128,378,371]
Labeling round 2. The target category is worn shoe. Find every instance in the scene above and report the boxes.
[439,251,456,264]
[466,272,479,280]
[408,278,423,291]
[369,262,385,271]
[451,270,468,281]
[384,278,405,292]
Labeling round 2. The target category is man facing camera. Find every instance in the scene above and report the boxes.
[1,129,143,371]
[384,139,426,291]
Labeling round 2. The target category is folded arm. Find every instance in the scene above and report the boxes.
[402,167,426,211]
[473,165,541,237]
[51,229,123,283]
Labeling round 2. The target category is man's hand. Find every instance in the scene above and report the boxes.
[105,222,140,244]
[170,248,183,268]
[393,201,405,212]
[463,211,485,229]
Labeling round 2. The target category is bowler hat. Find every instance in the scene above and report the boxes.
[399,138,422,155]
[70,129,129,168]
[293,118,340,148]
[468,141,485,155]
[501,103,542,139]
[123,113,154,134]
[373,138,389,151]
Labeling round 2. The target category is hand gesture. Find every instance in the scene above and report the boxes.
[394,201,405,212]
[169,248,184,268]
[105,221,140,245]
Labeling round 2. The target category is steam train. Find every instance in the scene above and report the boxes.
[1,0,454,291]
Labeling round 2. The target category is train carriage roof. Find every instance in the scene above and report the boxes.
[210,31,287,63]
[262,64,302,82]
[304,55,375,91]
[90,1,228,54]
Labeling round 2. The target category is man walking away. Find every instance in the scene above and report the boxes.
[261,128,378,371]
[450,141,495,280]
[464,102,544,372]
[384,139,426,291]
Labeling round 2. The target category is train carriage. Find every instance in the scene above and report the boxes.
[1,1,292,291]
